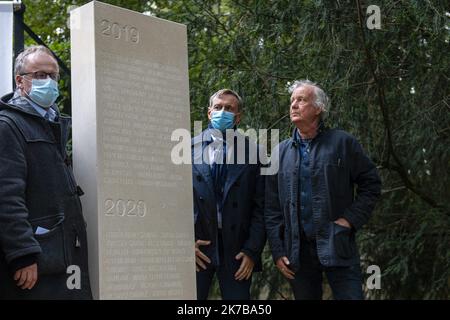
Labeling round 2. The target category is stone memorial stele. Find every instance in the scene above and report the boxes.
[70,1,196,299]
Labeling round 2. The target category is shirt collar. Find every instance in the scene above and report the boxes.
[295,129,312,144]
[293,119,325,144]
[207,122,237,143]
[25,96,57,121]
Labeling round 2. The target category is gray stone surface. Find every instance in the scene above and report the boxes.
[71,1,195,299]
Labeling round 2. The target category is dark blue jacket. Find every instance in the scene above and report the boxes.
[265,127,381,270]
[191,129,266,271]
[0,92,92,299]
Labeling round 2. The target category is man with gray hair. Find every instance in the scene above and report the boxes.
[0,45,92,299]
[265,80,381,299]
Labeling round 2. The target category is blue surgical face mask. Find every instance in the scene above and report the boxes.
[25,78,59,108]
[211,110,235,131]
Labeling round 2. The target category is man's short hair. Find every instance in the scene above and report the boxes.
[14,45,58,76]
[208,88,243,112]
[288,79,330,119]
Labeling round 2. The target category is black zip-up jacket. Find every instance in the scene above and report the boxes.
[265,126,381,270]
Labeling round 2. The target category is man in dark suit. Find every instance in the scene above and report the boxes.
[192,89,266,300]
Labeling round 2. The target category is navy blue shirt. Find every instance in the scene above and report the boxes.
[296,130,314,239]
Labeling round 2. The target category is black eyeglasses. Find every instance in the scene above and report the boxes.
[21,71,60,81]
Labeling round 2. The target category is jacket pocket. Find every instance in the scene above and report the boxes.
[325,163,347,197]
[333,223,356,259]
[32,216,69,276]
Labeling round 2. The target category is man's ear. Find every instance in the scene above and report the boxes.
[207,108,212,120]
[315,108,323,116]
[15,74,23,90]
[235,112,241,125]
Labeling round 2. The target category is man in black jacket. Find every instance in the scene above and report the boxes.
[192,89,265,299]
[0,45,92,299]
[265,80,381,299]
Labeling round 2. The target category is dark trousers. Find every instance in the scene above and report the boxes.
[196,231,252,300]
[289,231,364,300]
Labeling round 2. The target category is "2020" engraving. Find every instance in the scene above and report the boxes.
[104,199,147,217]
[100,19,140,43]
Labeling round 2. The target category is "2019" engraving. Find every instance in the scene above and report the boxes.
[100,19,140,43]
[104,199,147,217]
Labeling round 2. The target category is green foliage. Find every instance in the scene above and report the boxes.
[19,0,449,299]
[151,0,450,299]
